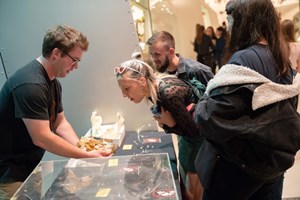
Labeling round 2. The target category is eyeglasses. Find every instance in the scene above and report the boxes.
[114,66,142,76]
[66,53,80,64]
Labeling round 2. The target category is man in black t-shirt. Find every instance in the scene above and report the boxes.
[0,25,109,199]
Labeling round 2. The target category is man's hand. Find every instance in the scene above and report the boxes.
[88,148,113,157]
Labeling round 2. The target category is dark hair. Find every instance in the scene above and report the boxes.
[146,31,175,50]
[216,26,226,37]
[206,26,217,40]
[195,24,205,44]
[216,26,224,32]
[281,19,296,43]
[42,25,89,58]
[223,0,290,76]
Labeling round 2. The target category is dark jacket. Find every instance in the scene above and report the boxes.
[194,64,300,187]
[175,54,214,87]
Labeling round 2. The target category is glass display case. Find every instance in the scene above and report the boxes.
[11,153,179,200]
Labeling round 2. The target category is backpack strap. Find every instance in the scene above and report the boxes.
[179,78,206,100]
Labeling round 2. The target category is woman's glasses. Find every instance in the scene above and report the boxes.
[114,66,142,76]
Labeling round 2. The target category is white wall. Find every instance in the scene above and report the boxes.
[148,0,299,60]
[149,0,221,60]
[0,0,158,137]
[276,2,299,20]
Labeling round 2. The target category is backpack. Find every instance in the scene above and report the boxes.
[181,77,206,117]
[184,77,206,101]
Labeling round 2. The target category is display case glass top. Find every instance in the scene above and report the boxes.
[12,153,179,200]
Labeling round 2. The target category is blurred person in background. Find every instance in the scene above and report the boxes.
[193,24,215,73]
[214,26,226,71]
[293,11,300,42]
[205,26,217,73]
[205,26,217,46]
[281,19,300,72]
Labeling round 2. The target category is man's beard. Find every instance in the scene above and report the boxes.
[156,56,169,73]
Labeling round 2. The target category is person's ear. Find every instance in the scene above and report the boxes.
[52,48,62,60]
[169,48,175,56]
[138,76,147,86]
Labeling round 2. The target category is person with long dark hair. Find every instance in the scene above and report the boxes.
[281,19,300,72]
[193,24,215,73]
[194,0,300,199]
[214,26,226,70]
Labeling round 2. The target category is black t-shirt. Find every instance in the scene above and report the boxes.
[0,59,63,182]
